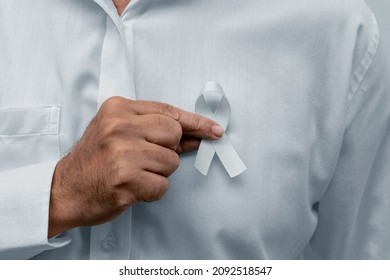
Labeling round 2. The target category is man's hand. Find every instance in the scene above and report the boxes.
[48,97,223,237]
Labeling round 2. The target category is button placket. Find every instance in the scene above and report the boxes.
[90,12,135,260]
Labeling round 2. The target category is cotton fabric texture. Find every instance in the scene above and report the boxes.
[0,0,389,259]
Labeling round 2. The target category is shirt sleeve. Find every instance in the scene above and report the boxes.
[0,160,71,260]
[305,14,390,259]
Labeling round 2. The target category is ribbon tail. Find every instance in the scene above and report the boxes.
[194,140,215,176]
[213,135,247,178]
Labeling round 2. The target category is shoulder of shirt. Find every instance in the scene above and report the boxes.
[246,0,379,47]
[279,0,380,73]
[280,0,378,36]
[304,0,378,40]
[310,0,381,108]
[247,0,381,104]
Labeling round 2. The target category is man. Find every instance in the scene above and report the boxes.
[1,0,390,259]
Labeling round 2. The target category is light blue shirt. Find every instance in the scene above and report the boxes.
[0,0,389,259]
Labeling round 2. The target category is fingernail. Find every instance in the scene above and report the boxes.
[212,125,224,138]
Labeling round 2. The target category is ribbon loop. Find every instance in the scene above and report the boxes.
[194,81,246,178]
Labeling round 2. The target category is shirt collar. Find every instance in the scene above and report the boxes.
[92,0,146,20]
[92,0,121,22]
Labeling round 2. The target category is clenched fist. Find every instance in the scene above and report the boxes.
[48,97,223,237]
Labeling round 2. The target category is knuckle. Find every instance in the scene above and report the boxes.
[163,118,182,143]
[100,115,134,139]
[141,114,163,130]
[112,163,131,185]
[168,152,180,170]
[111,118,128,135]
[100,96,125,112]
[107,159,130,187]
[192,117,203,132]
[148,115,182,143]
[171,120,183,140]
[144,178,169,202]
[159,178,169,194]
[110,166,139,208]
[160,102,180,120]
[117,194,136,212]
[117,194,136,211]
[109,151,141,183]
[152,114,167,126]
[111,144,141,166]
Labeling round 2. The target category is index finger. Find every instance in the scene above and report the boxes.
[128,100,224,140]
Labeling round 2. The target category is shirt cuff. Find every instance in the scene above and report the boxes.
[0,160,71,260]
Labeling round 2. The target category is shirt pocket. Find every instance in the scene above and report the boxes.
[0,106,61,172]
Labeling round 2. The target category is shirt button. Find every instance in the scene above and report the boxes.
[102,236,118,251]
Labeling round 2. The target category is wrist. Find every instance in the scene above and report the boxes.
[48,159,74,238]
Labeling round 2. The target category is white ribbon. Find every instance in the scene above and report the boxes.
[194,81,247,178]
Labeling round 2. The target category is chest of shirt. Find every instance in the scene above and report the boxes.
[89,8,343,259]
